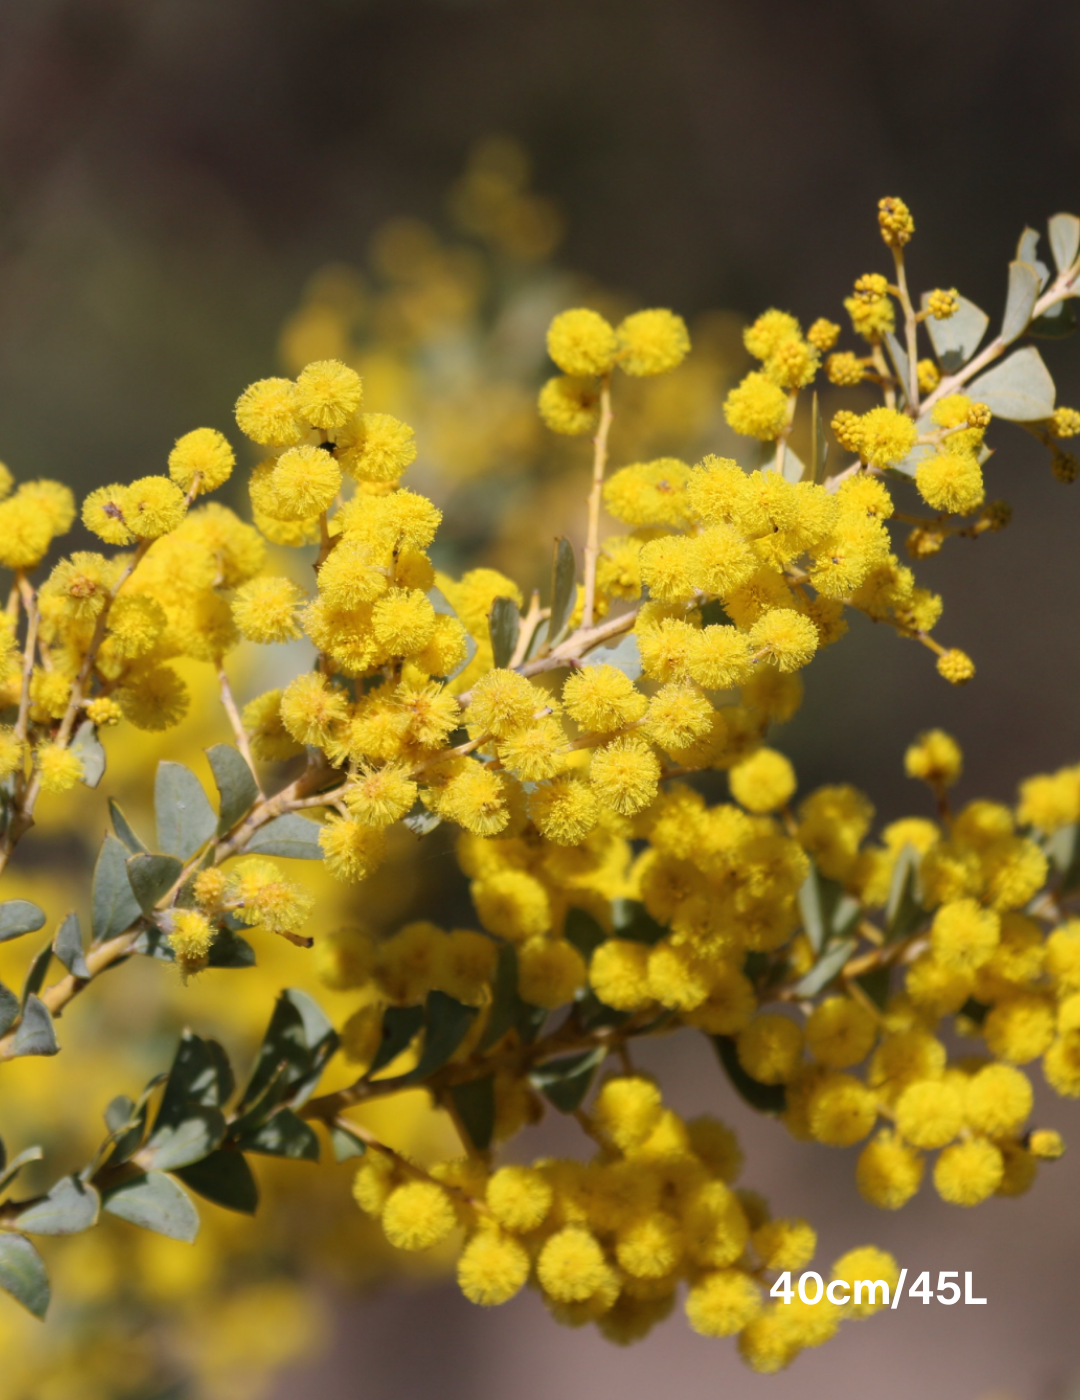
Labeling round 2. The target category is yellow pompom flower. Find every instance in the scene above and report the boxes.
[371,588,437,656]
[723,372,789,440]
[280,672,349,747]
[1029,1129,1065,1160]
[82,484,135,545]
[547,308,618,377]
[318,816,387,883]
[242,689,303,761]
[36,743,84,794]
[855,407,918,468]
[728,748,796,814]
[517,937,586,1008]
[603,458,693,528]
[232,576,305,644]
[538,375,600,435]
[589,736,660,816]
[826,351,867,386]
[120,477,187,539]
[106,595,167,658]
[457,1229,530,1306]
[168,909,217,971]
[753,1218,816,1272]
[381,1181,457,1250]
[807,317,840,352]
[344,766,417,828]
[964,1064,1032,1137]
[748,608,818,671]
[616,1211,684,1279]
[592,1076,663,1152]
[467,668,543,738]
[438,762,511,836]
[486,1166,553,1232]
[340,412,416,482]
[905,728,962,786]
[737,1014,804,1084]
[168,427,235,494]
[616,308,690,376]
[117,665,190,731]
[686,625,754,689]
[916,452,984,515]
[589,939,653,1012]
[805,997,877,1070]
[84,696,122,727]
[930,899,999,972]
[983,993,1055,1064]
[293,359,363,430]
[855,1131,924,1209]
[537,1227,609,1302]
[235,376,303,446]
[832,1246,900,1315]
[807,1074,878,1146]
[682,1180,750,1268]
[685,1270,761,1338]
[29,670,72,722]
[16,479,75,536]
[562,664,646,732]
[933,1139,1003,1206]
[265,445,342,522]
[894,1078,964,1149]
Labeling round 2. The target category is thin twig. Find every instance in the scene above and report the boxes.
[217,663,264,796]
[581,374,614,630]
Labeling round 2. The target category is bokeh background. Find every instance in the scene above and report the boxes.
[1,1,1079,1397]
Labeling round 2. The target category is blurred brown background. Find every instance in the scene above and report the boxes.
[1,1,1078,1395]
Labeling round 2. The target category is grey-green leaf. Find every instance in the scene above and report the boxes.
[0,982,18,1036]
[548,538,577,645]
[0,901,45,944]
[16,1176,99,1236]
[70,720,106,789]
[530,1048,606,1113]
[143,1108,227,1171]
[489,596,520,669]
[581,631,641,680]
[103,1171,199,1242]
[92,834,141,942]
[53,913,90,980]
[175,1150,258,1214]
[126,853,183,914]
[1048,213,1080,276]
[11,996,58,1057]
[0,1234,50,1318]
[233,1107,319,1160]
[883,331,909,399]
[886,844,924,941]
[155,762,217,861]
[109,800,148,853]
[923,293,988,373]
[792,937,857,998]
[207,744,259,836]
[0,1145,44,1196]
[328,1121,368,1163]
[245,813,323,860]
[1002,261,1041,344]
[449,1075,496,1151]
[21,946,52,1006]
[238,989,338,1112]
[968,345,1055,421]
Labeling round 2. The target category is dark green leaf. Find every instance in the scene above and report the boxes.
[175,1150,258,1214]
[477,944,521,1053]
[0,982,18,1036]
[238,989,338,1113]
[206,928,256,969]
[1002,261,1041,344]
[131,923,175,962]
[488,596,520,669]
[103,1171,199,1242]
[886,844,924,941]
[792,937,857,998]
[547,537,577,645]
[155,762,217,861]
[156,1033,234,1127]
[328,1121,368,1162]
[923,293,988,373]
[52,913,89,980]
[959,997,989,1028]
[810,392,827,484]
[611,900,667,946]
[856,966,892,1010]
[0,1146,44,1196]
[245,813,324,860]
[106,1096,135,1134]
[104,1096,149,1166]
[530,1047,606,1113]
[581,632,641,681]
[144,1108,227,1171]
[207,744,259,836]
[0,900,45,944]
[449,1076,495,1151]
[711,1035,786,1114]
[70,720,106,788]
[126,853,183,914]
[1028,298,1077,340]
[397,992,477,1086]
[11,996,58,1058]
[367,1004,425,1076]
[92,834,141,942]
[15,1176,99,1236]
[109,800,148,853]
[233,1107,319,1160]
[968,345,1055,421]
[0,1234,50,1318]
[564,907,607,961]
[1048,213,1080,275]
[21,945,51,1006]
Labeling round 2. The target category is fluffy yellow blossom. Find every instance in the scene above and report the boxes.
[538,375,600,434]
[723,372,789,440]
[36,743,84,794]
[547,308,618,377]
[905,729,962,786]
[616,309,690,376]
[168,428,235,494]
[294,359,363,429]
